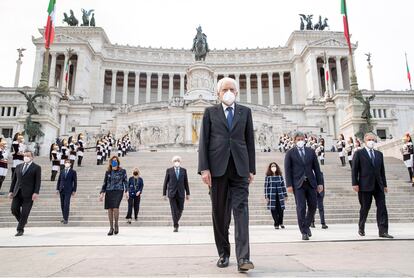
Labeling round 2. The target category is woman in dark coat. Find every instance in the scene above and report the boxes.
[264,162,288,229]
[99,156,128,235]
[126,167,144,223]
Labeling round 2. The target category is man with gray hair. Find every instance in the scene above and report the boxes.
[163,155,190,232]
[284,131,323,240]
[352,132,393,238]
[198,77,255,272]
[8,150,41,236]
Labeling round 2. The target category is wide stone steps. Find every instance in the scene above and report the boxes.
[0,151,413,227]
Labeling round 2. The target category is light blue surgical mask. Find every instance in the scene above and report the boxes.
[111,160,118,167]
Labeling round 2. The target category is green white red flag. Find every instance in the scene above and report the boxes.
[406,53,412,90]
[340,0,352,52]
[44,0,56,48]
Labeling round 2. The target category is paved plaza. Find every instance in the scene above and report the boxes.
[0,223,413,277]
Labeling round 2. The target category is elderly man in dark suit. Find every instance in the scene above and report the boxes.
[352,132,393,238]
[284,131,323,240]
[56,159,77,224]
[163,155,190,232]
[8,150,41,236]
[198,77,256,272]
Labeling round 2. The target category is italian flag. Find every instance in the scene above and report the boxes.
[44,0,56,48]
[340,0,352,52]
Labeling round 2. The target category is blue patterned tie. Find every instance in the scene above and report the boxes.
[370,149,375,165]
[226,107,233,129]
[175,168,179,179]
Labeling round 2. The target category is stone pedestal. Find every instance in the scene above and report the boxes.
[32,91,61,156]
[339,97,366,139]
[184,62,217,101]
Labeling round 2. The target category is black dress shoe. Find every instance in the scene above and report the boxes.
[307,230,312,237]
[63,220,68,224]
[60,219,64,223]
[322,224,328,229]
[238,259,254,272]
[216,257,229,268]
[358,229,365,236]
[114,225,119,235]
[274,225,279,229]
[107,228,114,236]
[173,226,178,232]
[15,231,24,237]
[302,234,309,240]
[310,222,315,228]
[280,225,285,229]
[379,233,394,239]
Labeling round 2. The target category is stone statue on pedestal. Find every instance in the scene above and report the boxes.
[191,26,209,61]
[17,90,46,141]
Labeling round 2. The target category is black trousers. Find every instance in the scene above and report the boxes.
[210,156,250,262]
[126,195,141,219]
[169,195,185,227]
[293,181,317,235]
[11,191,33,232]
[77,156,83,167]
[60,191,72,221]
[270,196,284,226]
[0,176,5,191]
[312,193,326,225]
[358,185,388,234]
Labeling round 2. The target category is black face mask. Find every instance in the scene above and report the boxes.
[133,172,138,176]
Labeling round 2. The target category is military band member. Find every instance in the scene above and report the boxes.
[68,136,77,169]
[96,140,103,165]
[336,134,346,167]
[50,143,61,181]
[12,133,25,177]
[346,137,354,168]
[0,139,9,194]
[401,134,413,183]
[77,133,85,167]
[60,139,69,172]
[316,138,325,165]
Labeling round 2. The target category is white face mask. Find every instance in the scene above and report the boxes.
[222,90,236,106]
[20,139,25,143]
[23,156,32,163]
[271,166,277,173]
[65,163,71,168]
[366,140,375,149]
[296,140,305,148]
[174,161,180,167]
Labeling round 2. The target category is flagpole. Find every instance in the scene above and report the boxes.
[406,52,412,90]
[342,0,360,100]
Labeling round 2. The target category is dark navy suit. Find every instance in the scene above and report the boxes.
[352,148,388,233]
[284,146,323,235]
[163,167,190,228]
[56,168,77,222]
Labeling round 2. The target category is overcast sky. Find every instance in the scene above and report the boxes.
[0,0,412,91]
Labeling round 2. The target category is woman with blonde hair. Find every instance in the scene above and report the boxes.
[99,156,128,235]
[126,167,144,223]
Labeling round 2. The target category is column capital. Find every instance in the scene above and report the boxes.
[146,72,152,77]
[267,72,273,77]
[123,70,129,74]
[112,69,117,74]
[278,71,284,76]
[245,73,251,78]
[169,73,175,78]
[135,71,140,76]
[180,73,185,78]
[158,72,163,77]
[50,51,58,57]
[234,73,240,78]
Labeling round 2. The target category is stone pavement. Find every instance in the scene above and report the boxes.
[0,223,413,277]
